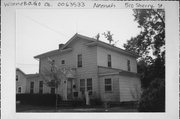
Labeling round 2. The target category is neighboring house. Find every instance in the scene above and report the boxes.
[25,73,54,94]
[25,33,141,102]
[16,68,27,94]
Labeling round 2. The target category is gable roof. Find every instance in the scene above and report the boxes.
[16,68,26,75]
[87,40,139,58]
[34,33,139,59]
[62,33,138,58]
[34,48,72,59]
[26,73,39,79]
[61,33,96,49]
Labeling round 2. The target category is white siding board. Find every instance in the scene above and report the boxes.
[119,76,141,102]
[97,46,137,73]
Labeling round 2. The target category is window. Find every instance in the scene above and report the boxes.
[51,88,55,94]
[107,54,111,67]
[77,54,82,67]
[80,79,85,94]
[127,60,131,71]
[18,87,21,93]
[30,82,34,94]
[87,78,92,91]
[16,75,18,81]
[105,78,112,92]
[87,78,92,95]
[51,60,55,72]
[61,60,65,64]
[74,92,78,97]
[39,81,43,94]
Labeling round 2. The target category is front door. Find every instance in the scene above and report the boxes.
[67,79,73,100]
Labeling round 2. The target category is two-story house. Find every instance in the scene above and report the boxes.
[27,33,141,102]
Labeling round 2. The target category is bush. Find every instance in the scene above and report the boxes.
[90,98,103,106]
[16,94,62,106]
[72,100,85,107]
[138,78,165,112]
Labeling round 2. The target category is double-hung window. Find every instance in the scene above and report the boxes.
[105,78,112,92]
[16,75,18,81]
[39,81,43,94]
[61,60,65,64]
[87,78,92,95]
[51,88,55,94]
[18,87,21,93]
[127,60,131,71]
[30,82,34,94]
[107,54,111,68]
[77,54,82,67]
[80,79,85,94]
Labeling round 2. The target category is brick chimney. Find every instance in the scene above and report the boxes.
[59,44,64,50]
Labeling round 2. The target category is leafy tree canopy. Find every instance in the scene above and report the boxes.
[124,9,165,88]
[124,9,165,64]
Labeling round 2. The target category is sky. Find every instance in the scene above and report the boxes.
[16,9,141,74]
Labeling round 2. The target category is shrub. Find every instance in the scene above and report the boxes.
[138,78,165,112]
[72,100,85,107]
[90,98,103,106]
[16,94,62,106]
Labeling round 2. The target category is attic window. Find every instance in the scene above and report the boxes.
[61,60,65,64]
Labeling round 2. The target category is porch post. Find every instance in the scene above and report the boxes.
[64,78,68,100]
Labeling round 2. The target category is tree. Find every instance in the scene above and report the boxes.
[138,78,165,112]
[123,9,165,112]
[124,9,165,88]
[95,33,100,40]
[40,59,67,111]
[102,31,114,44]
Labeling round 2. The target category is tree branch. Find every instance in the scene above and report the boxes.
[152,9,165,27]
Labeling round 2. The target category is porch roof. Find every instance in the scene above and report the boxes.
[98,66,140,77]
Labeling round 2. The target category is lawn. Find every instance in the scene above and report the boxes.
[16,104,138,112]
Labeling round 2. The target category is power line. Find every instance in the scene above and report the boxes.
[21,15,67,38]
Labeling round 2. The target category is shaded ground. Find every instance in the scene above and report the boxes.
[16,104,138,112]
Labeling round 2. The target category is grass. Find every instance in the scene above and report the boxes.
[16,103,138,112]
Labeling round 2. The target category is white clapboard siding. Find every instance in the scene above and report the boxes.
[119,76,141,102]
[97,46,137,73]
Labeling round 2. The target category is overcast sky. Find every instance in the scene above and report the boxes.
[16,9,141,74]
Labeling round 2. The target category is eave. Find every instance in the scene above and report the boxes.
[98,66,140,78]
[16,68,26,75]
[34,48,73,59]
[87,41,139,58]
